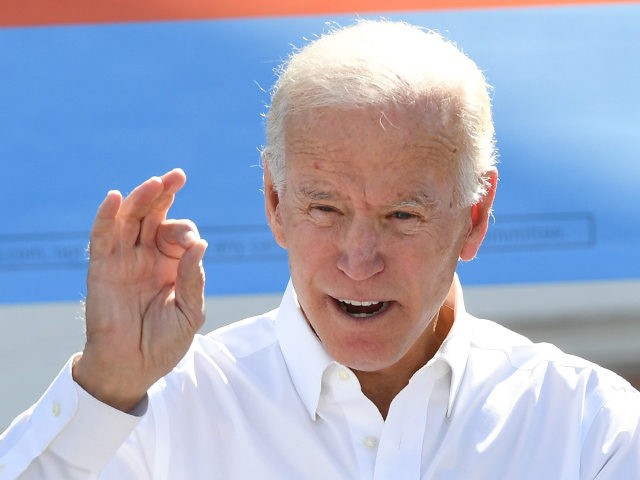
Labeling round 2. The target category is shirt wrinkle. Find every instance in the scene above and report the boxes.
[3,277,640,479]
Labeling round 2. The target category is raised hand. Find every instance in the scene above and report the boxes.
[72,169,208,412]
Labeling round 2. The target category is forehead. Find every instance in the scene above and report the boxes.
[285,94,460,137]
[285,101,461,157]
[283,104,461,203]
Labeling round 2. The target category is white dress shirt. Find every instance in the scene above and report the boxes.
[1,279,639,479]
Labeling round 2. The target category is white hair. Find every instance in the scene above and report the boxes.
[263,19,497,206]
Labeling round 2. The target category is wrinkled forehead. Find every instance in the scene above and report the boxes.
[283,97,465,154]
[282,102,463,196]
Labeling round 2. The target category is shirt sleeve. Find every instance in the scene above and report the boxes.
[580,382,640,479]
[0,356,145,480]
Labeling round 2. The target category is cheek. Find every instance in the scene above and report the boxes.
[282,214,336,260]
[294,230,337,265]
[390,231,461,278]
[286,233,337,309]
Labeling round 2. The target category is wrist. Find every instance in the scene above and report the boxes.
[72,354,149,412]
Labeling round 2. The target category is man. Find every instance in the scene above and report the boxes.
[1,20,638,479]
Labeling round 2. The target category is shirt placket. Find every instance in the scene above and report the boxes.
[323,363,385,479]
[373,361,448,480]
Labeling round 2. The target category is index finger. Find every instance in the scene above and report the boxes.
[88,190,123,259]
[138,168,187,248]
[116,175,166,248]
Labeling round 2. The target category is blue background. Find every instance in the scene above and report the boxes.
[1,3,638,303]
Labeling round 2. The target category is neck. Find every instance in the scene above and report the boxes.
[354,285,456,419]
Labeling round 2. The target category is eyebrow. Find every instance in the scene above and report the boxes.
[391,193,439,209]
[296,184,336,201]
[296,184,439,210]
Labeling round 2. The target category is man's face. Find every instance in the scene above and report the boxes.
[265,104,490,374]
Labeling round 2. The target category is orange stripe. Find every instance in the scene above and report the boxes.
[1,0,637,27]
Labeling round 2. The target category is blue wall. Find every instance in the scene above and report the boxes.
[1,3,638,303]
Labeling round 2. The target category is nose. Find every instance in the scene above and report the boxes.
[336,218,384,281]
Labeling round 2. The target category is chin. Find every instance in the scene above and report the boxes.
[326,338,403,373]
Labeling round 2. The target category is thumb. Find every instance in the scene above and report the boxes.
[156,219,200,259]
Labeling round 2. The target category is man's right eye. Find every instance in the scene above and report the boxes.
[313,205,336,213]
[308,205,340,223]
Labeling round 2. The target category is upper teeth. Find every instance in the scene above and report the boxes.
[339,299,380,306]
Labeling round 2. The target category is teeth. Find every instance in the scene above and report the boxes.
[338,299,380,306]
[336,298,389,319]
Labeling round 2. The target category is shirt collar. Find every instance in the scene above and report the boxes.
[275,280,333,421]
[431,275,472,418]
[275,276,472,420]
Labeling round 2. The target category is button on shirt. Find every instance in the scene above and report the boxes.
[1,279,639,479]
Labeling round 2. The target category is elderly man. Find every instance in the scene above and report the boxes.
[1,20,638,479]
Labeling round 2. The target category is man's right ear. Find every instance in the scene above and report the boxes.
[262,155,287,249]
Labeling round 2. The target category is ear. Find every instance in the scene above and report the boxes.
[459,169,498,261]
[263,155,287,249]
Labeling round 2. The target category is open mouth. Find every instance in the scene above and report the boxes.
[336,298,390,318]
